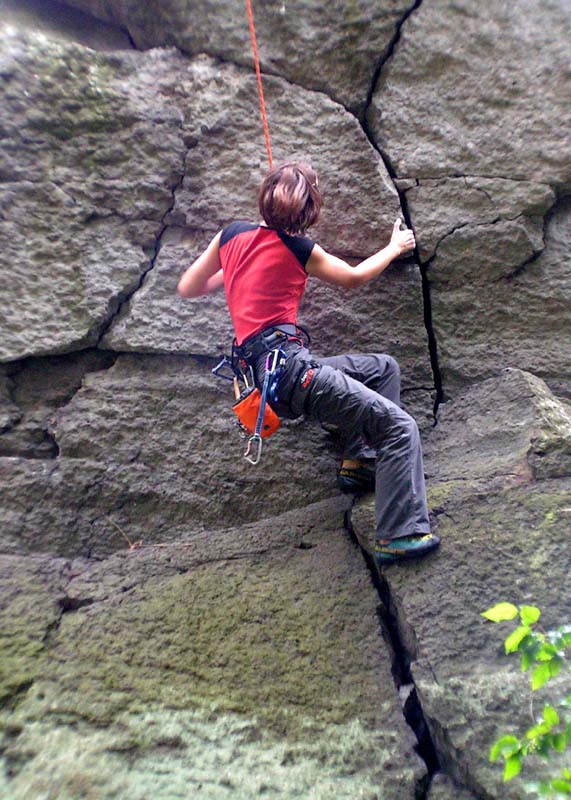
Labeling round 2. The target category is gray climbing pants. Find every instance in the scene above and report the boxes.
[262,344,431,542]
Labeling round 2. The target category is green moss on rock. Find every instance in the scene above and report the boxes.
[34,548,387,739]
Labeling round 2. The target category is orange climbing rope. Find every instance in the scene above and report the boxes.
[245,0,273,168]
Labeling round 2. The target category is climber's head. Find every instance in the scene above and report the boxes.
[258,161,322,236]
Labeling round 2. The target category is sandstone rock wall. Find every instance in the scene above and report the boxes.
[1,1,570,798]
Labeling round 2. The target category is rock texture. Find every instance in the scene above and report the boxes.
[369,0,571,183]
[0,354,341,557]
[368,0,571,397]
[352,370,571,798]
[0,503,424,800]
[0,35,188,361]
[59,0,416,114]
[2,1,571,798]
[0,350,115,459]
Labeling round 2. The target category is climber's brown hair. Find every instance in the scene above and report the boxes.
[258,161,322,236]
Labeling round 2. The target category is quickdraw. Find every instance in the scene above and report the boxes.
[242,347,284,465]
[212,346,285,466]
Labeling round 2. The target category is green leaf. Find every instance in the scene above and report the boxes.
[482,603,519,622]
[543,705,560,726]
[504,754,522,781]
[526,721,550,740]
[551,778,571,792]
[532,662,553,691]
[520,606,541,626]
[490,734,520,761]
[536,642,558,661]
[521,650,533,671]
[549,658,563,679]
[505,625,532,653]
[552,732,567,752]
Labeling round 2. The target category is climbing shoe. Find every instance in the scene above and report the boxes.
[374,533,440,565]
[337,460,375,495]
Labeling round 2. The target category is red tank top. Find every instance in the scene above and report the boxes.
[219,222,315,345]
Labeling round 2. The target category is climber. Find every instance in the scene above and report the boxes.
[176,161,440,565]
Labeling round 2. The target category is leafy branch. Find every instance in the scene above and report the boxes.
[482,602,571,797]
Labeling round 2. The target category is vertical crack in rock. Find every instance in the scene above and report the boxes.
[417,255,444,416]
[344,508,441,800]
[362,0,425,121]
[422,718,497,800]
[356,0,444,418]
[362,139,444,416]
[95,152,189,346]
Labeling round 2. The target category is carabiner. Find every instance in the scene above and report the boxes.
[243,347,284,466]
[211,355,236,382]
[244,433,262,465]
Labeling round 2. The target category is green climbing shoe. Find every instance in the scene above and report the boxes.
[374,533,440,565]
[337,460,375,495]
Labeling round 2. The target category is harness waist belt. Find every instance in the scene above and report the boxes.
[237,324,300,363]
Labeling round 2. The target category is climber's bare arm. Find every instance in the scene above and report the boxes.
[177,232,223,298]
[307,218,415,289]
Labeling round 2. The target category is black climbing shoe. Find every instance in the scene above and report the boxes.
[337,460,375,495]
[374,533,440,566]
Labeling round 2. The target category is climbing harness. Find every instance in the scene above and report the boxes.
[212,325,309,465]
[245,0,273,168]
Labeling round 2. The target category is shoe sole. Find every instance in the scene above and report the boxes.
[374,536,440,565]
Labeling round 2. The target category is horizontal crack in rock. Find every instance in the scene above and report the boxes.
[0,350,117,460]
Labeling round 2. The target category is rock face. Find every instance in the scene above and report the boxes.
[369,0,571,183]
[59,0,415,114]
[368,0,571,398]
[1,1,571,798]
[0,354,342,557]
[0,503,425,800]
[0,35,187,361]
[351,370,571,798]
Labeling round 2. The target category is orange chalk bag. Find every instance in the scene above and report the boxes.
[232,383,280,439]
